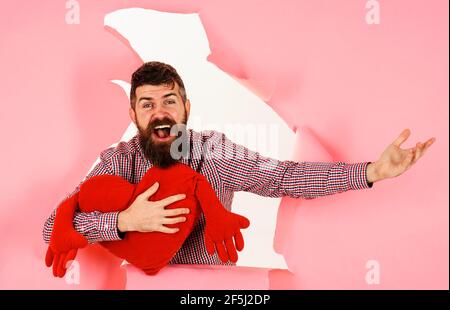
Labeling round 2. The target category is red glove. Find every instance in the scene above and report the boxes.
[79,165,202,275]
[45,192,88,277]
[195,174,250,263]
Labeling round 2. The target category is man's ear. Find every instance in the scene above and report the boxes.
[129,107,137,125]
[185,99,191,119]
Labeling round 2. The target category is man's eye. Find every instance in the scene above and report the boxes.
[143,103,152,108]
[165,100,175,105]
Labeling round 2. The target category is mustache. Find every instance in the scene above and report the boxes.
[137,113,189,168]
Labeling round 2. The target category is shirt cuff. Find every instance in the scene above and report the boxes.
[97,212,124,241]
[344,162,374,190]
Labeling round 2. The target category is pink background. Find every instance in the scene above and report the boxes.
[0,0,447,289]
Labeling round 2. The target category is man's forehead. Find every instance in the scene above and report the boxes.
[136,84,179,98]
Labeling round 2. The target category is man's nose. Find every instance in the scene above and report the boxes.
[152,102,170,114]
[151,107,171,122]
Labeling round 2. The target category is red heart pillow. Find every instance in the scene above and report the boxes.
[46,162,250,277]
[78,163,202,274]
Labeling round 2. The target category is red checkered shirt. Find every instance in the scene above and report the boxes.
[43,129,373,265]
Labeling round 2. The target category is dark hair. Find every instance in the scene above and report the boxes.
[130,61,187,109]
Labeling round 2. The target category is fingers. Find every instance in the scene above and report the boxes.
[161,216,186,225]
[237,215,250,229]
[215,241,229,263]
[52,254,60,277]
[140,182,159,199]
[65,249,78,269]
[157,226,179,234]
[424,137,436,148]
[58,249,78,278]
[403,149,415,169]
[158,194,186,208]
[234,231,245,252]
[163,207,190,217]
[421,137,436,156]
[57,252,68,278]
[45,247,54,267]
[411,137,435,165]
[204,235,242,263]
[46,247,80,278]
[205,234,215,255]
[411,142,422,165]
[225,238,238,263]
[392,128,411,147]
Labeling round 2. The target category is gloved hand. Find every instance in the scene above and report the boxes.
[45,192,88,277]
[195,174,250,263]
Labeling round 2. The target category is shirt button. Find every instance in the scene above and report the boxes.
[104,224,109,229]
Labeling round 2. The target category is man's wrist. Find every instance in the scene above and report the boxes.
[366,161,381,183]
[117,211,129,233]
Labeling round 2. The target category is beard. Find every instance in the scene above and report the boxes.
[137,111,188,168]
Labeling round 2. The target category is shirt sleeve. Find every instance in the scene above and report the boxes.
[210,132,373,199]
[42,150,124,244]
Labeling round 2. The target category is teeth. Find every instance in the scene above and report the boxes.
[154,125,171,130]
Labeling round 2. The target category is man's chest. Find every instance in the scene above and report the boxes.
[109,155,231,208]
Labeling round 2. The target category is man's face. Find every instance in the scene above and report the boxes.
[130,83,190,167]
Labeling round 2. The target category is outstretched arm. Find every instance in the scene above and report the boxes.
[210,132,372,199]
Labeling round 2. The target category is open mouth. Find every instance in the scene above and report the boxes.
[152,124,173,142]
